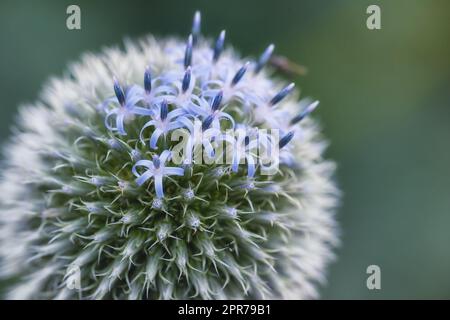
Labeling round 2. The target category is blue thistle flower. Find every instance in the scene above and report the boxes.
[0,11,340,300]
[104,79,153,135]
[139,100,186,149]
[132,150,184,198]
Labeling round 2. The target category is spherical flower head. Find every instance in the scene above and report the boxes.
[0,12,340,300]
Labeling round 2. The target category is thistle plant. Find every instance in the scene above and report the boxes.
[0,12,340,300]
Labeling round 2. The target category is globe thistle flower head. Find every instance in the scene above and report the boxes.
[0,11,340,299]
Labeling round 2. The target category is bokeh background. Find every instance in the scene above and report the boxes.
[0,0,449,299]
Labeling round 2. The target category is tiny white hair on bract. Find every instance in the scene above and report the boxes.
[0,12,340,300]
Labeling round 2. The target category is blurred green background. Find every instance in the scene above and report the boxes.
[1,0,449,299]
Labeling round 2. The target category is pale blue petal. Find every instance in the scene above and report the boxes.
[153,85,177,95]
[150,129,164,149]
[104,109,118,131]
[164,167,185,176]
[188,104,209,117]
[139,120,157,144]
[101,97,119,113]
[167,121,183,131]
[246,155,256,178]
[159,150,172,165]
[216,132,236,145]
[126,85,145,106]
[126,85,144,97]
[203,140,215,159]
[168,108,186,119]
[154,175,164,198]
[132,160,154,176]
[136,170,154,186]
[177,117,194,133]
[153,95,176,105]
[116,112,127,136]
[218,112,235,128]
[131,106,154,116]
